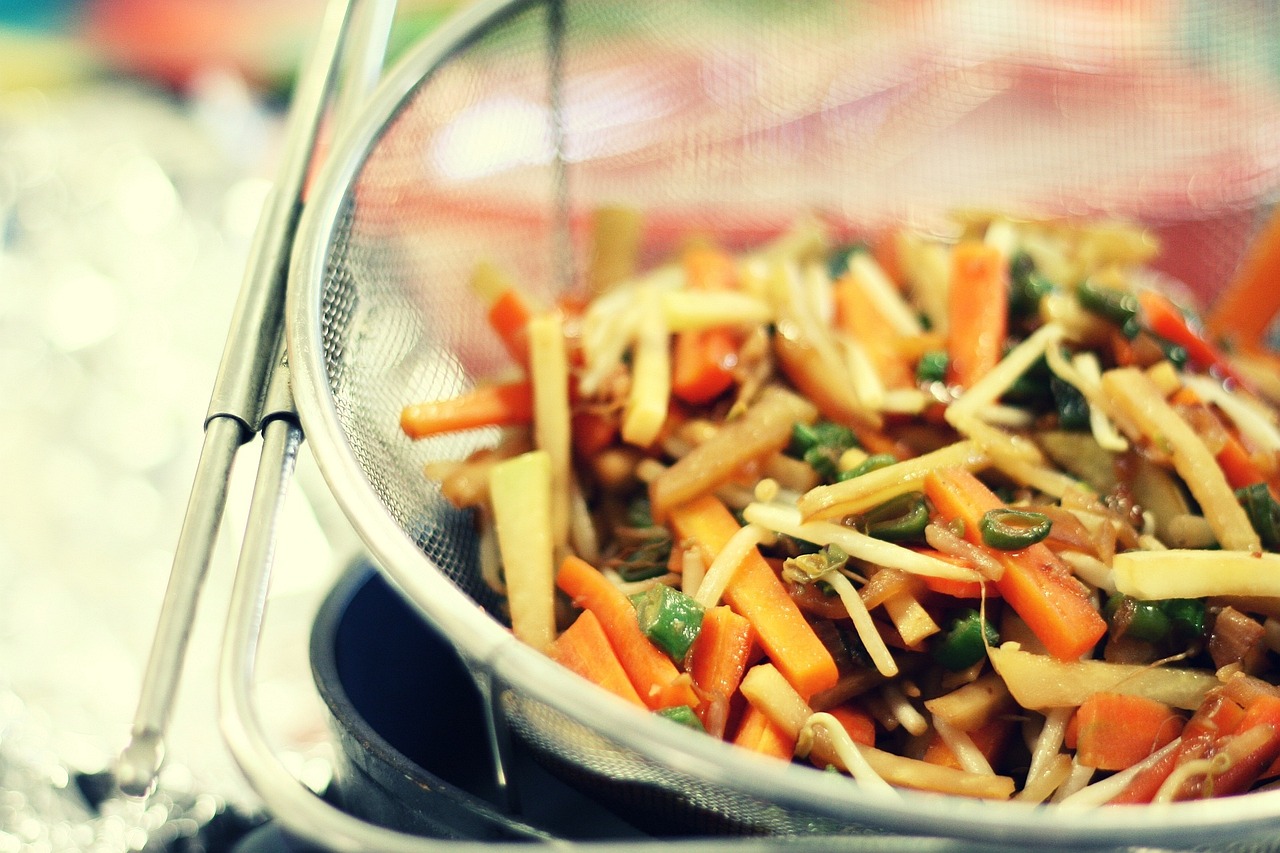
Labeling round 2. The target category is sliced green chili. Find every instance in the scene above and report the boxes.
[1104,593,1171,643]
[978,508,1052,550]
[860,492,930,542]
[916,349,949,384]
[630,583,704,661]
[656,704,705,731]
[1077,278,1140,328]
[1009,252,1054,318]
[1163,598,1207,640]
[933,609,999,671]
[838,452,898,482]
[1236,483,1280,550]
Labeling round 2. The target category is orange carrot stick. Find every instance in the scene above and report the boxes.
[688,605,755,736]
[668,494,839,699]
[400,381,533,439]
[555,555,699,710]
[1139,289,1242,384]
[922,716,1013,771]
[825,703,876,748]
[946,242,1008,389]
[1072,693,1184,771]
[833,271,914,389]
[732,704,796,761]
[548,609,646,707]
[923,468,1106,661]
[1207,205,1280,353]
[671,246,739,405]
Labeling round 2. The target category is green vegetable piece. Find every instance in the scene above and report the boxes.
[916,349,950,384]
[933,609,999,671]
[827,244,867,279]
[1050,375,1091,431]
[1236,483,1280,550]
[625,495,657,529]
[1009,252,1054,317]
[1104,593,1171,644]
[656,704,705,731]
[782,543,850,584]
[1162,598,1207,640]
[617,537,673,582]
[978,508,1052,550]
[630,583,704,661]
[860,492,929,542]
[1077,277,1140,327]
[838,452,898,481]
[791,419,858,483]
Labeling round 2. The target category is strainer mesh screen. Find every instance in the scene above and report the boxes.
[307,0,1280,841]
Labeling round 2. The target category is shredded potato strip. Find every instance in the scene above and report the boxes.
[529,312,572,553]
[621,286,672,447]
[947,322,1065,423]
[1101,367,1261,553]
[798,440,990,520]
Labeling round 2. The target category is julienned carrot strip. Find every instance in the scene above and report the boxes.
[672,246,738,405]
[688,605,755,737]
[923,468,1106,661]
[668,494,839,699]
[1138,289,1243,384]
[555,555,699,710]
[548,609,646,708]
[489,289,535,368]
[732,704,796,761]
[1207,205,1280,353]
[400,381,532,439]
[946,242,1008,389]
[1072,693,1184,771]
[1109,690,1246,804]
[833,271,914,389]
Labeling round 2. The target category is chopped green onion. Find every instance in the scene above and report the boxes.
[858,492,930,542]
[1236,483,1280,550]
[932,609,999,670]
[839,452,898,481]
[630,584,704,661]
[978,508,1052,550]
[1009,252,1054,318]
[1104,593,1171,644]
[1050,376,1091,431]
[1077,278,1140,328]
[656,704,705,731]
[916,350,949,384]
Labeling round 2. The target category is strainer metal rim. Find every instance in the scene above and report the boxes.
[286,0,1280,846]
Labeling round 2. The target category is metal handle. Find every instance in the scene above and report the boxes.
[116,0,383,798]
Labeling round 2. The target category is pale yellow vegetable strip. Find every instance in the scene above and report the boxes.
[882,589,940,647]
[660,289,772,331]
[529,312,572,552]
[988,643,1217,711]
[923,673,1013,732]
[1113,549,1280,600]
[946,322,1065,423]
[621,286,671,447]
[578,264,681,396]
[586,204,644,294]
[740,664,1015,799]
[742,502,984,583]
[489,450,556,651]
[839,333,886,411]
[894,230,950,336]
[1101,367,1261,553]
[988,452,1087,500]
[797,440,990,521]
[1042,347,1128,452]
[1182,373,1280,452]
[950,417,1045,466]
[693,522,773,609]
[847,252,923,336]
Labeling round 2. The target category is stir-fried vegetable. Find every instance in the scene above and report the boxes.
[402,211,1280,806]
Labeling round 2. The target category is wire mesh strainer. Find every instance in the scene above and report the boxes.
[131,0,1280,849]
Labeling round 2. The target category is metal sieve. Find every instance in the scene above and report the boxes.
[125,0,1280,850]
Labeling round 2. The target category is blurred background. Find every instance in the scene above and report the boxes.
[0,2,454,850]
